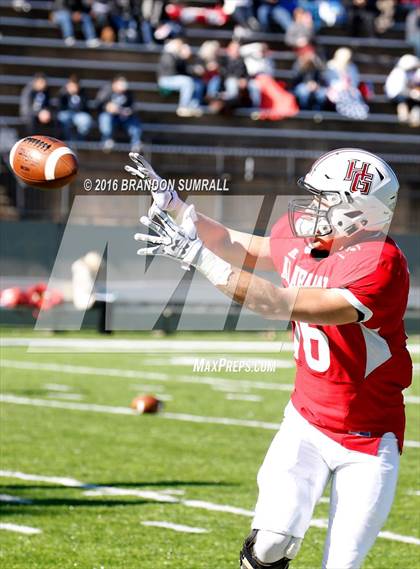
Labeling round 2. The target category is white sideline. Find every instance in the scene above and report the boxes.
[141,521,208,534]
[0,470,419,546]
[2,394,420,448]
[0,338,294,353]
[0,523,41,535]
[1,337,419,355]
[0,359,295,393]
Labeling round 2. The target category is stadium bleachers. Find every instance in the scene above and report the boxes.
[0,0,419,230]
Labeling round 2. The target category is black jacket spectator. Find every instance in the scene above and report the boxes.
[58,85,89,112]
[95,82,135,112]
[158,52,190,79]
[20,74,52,132]
[53,0,91,12]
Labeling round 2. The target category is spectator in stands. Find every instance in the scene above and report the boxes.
[240,42,299,119]
[406,7,420,57]
[196,40,223,102]
[343,0,378,37]
[220,40,249,106]
[140,0,167,44]
[325,47,369,120]
[292,49,327,110]
[109,0,139,43]
[157,38,204,117]
[51,0,100,47]
[285,8,315,51]
[205,40,249,113]
[385,54,420,127]
[96,76,143,151]
[20,73,53,133]
[58,75,93,141]
[257,0,293,32]
[91,0,115,42]
[223,0,259,30]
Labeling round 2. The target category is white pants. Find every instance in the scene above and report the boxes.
[252,402,400,569]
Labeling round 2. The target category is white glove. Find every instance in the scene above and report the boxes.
[134,207,232,285]
[135,206,202,270]
[124,153,183,213]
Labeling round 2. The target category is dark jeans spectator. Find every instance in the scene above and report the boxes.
[257,3,292,31]
[98,112,142,147]
[58,109,93,140]
[294,82,327,109]
[231,5,254,26]
[158,75,204,109]
[53,9,98,45]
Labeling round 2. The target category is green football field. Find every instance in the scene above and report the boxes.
[0,330,419,569]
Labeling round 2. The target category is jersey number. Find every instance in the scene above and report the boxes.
[294,322,331,373]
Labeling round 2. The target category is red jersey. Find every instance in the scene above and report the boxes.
[270,215,412,455]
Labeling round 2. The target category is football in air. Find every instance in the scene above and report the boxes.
[131,395,163,414]
[9,135,78,189]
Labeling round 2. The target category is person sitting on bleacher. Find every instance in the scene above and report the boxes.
[157,38,204,117]
[257,0,294,32]
[292,49,328,110]
[285,8,315,51]
[200,40,249,114]
[51,0,100,47]
[385,54,420,128]
[20,73,53,134]
[109,0,140,43]
[58,75,93,142]
[325,47,369,120]
[96,75,143,152]
[223,0,259,29]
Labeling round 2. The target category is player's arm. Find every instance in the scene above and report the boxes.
[216,266,359,325]
[195,213,274,271]
[135,209,358,326]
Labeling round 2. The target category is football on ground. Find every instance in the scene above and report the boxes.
[9,135,78,189]
[131,394,162,414]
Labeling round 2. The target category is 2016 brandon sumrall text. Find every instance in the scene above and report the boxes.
[85,177,230,192]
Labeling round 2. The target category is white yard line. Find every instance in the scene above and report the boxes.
[0,494,33,504]
[0,359,295,393]
[141,521,208,534]
[225,394,262,402]
[1,337,419,355]
[378,531,420,545]
[0,523,41,535]
[2,394,420,448]
[405,395,420,404]
[0,469,87,488]
[0,338,294,353]
[43,383,72,392]
[46,392,84,401]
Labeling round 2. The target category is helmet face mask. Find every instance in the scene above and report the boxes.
[288,148,399,241]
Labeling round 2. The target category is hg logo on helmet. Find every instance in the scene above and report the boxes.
[344,160,374,194]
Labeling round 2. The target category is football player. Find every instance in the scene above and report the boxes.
[126,148,412,568]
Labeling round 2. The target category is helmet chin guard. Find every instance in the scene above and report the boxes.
[289,148,399,240]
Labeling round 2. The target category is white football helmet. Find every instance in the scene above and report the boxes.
[288,148,399,239]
